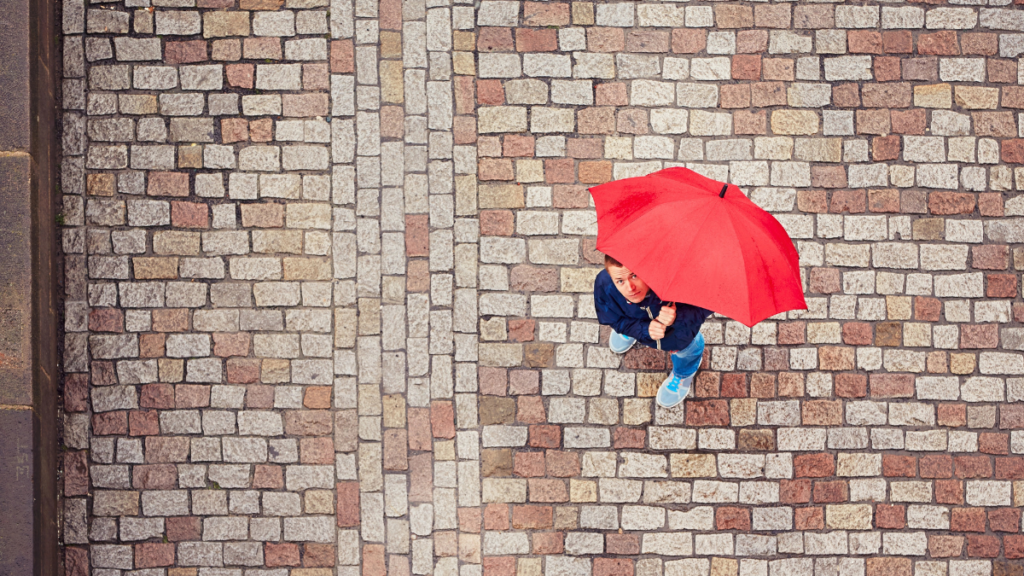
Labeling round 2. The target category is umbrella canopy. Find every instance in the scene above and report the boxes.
[589,167,807,327]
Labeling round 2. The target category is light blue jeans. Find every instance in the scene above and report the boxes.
[670,332,704,378]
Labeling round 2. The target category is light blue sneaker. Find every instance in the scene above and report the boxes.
[656,372,694,408]
[656,332,704,408]
[609,331,636,354]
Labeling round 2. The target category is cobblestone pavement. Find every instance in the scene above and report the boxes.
[59,0,1024,574]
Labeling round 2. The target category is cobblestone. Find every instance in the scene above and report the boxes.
[59,0,1024,573]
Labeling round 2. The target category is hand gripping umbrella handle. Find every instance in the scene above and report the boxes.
[654,301,675,351]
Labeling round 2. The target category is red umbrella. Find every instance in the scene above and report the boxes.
[589,167,807,327]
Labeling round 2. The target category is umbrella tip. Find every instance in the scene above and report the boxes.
[719,184,728,198]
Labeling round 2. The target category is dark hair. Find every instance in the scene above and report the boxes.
[604,254,623,270]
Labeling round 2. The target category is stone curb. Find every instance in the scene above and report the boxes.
[0,0,59,570]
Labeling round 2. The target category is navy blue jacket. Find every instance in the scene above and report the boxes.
[594,269,712,351]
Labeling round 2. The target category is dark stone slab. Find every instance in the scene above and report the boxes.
[0,0,57,570]
[0,0,30,150]
[0,409,35,575]
[0,155,33,406]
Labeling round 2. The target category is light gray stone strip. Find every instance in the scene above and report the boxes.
[425,1,482,575]
[330,0,360,571]
[60,0,90,555]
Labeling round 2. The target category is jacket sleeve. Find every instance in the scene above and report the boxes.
[595,287,652,341]
[667,303,713,343]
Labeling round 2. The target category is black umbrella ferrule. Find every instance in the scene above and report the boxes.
[719,184,728,198]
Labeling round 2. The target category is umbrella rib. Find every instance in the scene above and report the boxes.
[695,202,781,324]
[660,200,718,300]
[727,207,802,324]
[665,198,717,276]
[663,199,733,309]
[731,207,786,316]
[716,206,753,322]
[737,217,777,321]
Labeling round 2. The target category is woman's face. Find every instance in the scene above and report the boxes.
[608,265,649,303]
